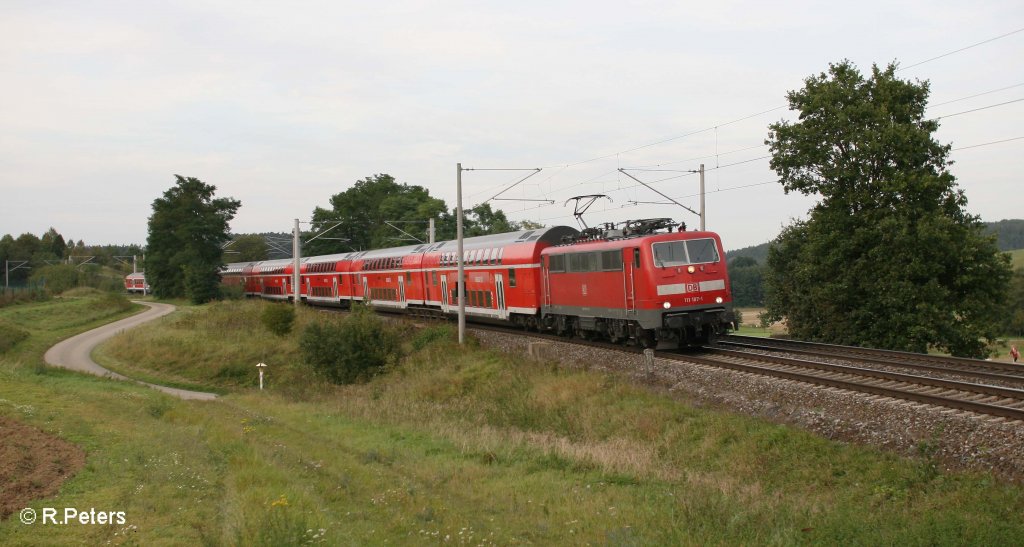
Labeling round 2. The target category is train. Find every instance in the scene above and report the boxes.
[134,219,737,347]
[124,272,150,294]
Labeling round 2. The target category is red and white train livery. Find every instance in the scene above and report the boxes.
[217,221,736,347]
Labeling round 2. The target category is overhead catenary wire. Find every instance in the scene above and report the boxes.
[492,27,1024,227]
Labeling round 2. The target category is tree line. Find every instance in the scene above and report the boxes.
[1,227,143,291]
[144,174,538,302]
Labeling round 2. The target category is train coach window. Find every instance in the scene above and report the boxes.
[508,269,516,287]
[633,248,641,269]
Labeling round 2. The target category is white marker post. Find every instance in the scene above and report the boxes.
[256,362,267,390]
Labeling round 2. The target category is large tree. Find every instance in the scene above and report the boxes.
[763,61,1011,357]
[306,173,534,255]
[146,175,240,303]
[306,174,449,255]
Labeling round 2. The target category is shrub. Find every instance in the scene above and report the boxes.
[98,292,133,313]
[411,324,456,352]
[0,286,49,308]
[0,320,30,353]
[300,305,402,384]
[261,304,296,336]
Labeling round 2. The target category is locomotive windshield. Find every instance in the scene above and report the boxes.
[652,238,720,267]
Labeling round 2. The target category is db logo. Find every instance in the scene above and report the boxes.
[686,283,699,293]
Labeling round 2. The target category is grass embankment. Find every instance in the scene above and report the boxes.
[2,297,1023,544]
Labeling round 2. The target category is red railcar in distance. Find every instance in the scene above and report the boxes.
[540,220,735,347]
[124,272,149,294]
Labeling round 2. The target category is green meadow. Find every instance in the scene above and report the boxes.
[0,295,1022,545]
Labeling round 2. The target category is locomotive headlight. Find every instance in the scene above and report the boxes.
[687,266,696,274]
[663,301,671,309]
[715,297,723,304]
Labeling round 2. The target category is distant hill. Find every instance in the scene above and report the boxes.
[726,242,771,264]
[984,219,1024,251]
[724,219,1024,264]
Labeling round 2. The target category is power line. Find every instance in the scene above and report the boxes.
[930,82,1024,108]
[900,27,1024,71]
[546,27,1024,174]
[936,98,1024,119]
[952,136,1024,151]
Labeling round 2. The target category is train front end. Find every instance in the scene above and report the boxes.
[635,230,736,346]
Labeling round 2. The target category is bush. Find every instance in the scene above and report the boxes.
[261,304,296,336]
[0,320,30,353]
[29,264,80,294]
[411,324,456,352]
[300,305,402,384]
[0,286,49,308]
[98,291,133,312]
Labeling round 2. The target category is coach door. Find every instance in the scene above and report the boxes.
[333,277,338,298]
[362,278,370,303]
[495,273,508,319]
[624,248,637,315]
[542,258,552,307]
[440,277,450,313]
[398,275,407,309]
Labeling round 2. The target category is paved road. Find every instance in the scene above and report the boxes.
[44,301,218,401]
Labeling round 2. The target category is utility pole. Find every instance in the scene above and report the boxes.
[456,163,466,344]
[5,260,29,290]
[699,163,706,231]
[618,167,706,230]
[293,218,301,307]
[455,164,543,345]
[428,218,435,244]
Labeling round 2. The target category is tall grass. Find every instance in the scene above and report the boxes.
[71,298,1024,544]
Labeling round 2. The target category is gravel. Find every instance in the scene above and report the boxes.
[471,328,1024,483]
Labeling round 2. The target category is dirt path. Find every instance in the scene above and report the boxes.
[0,416,86,520]
[44,301,218,401]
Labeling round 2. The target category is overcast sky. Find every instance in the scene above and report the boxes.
[2,1,1021,251]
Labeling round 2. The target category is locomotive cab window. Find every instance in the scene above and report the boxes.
[651,238,720,267]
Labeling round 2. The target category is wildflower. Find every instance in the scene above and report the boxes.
[271,494,289,508]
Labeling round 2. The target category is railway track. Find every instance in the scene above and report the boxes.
[471,325,1024,421]
[343,308,1024,422]
[721,335,1024,383]
[665,348,1024,422]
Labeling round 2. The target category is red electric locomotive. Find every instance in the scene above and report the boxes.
[539,219,735,347]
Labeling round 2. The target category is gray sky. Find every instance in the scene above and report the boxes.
[2,1,1021,251]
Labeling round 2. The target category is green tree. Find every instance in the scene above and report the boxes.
[307,174,449,255]
[41,228,67,259]
[145,175,241,303]
[229,234,270,262]
[306,174,529,255]
[728,257,764,308]
[1001,268,1024,337]
[763,60,1011,357]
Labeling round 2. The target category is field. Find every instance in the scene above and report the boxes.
[1009,249,1024,270]
[1,296,1023,544]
